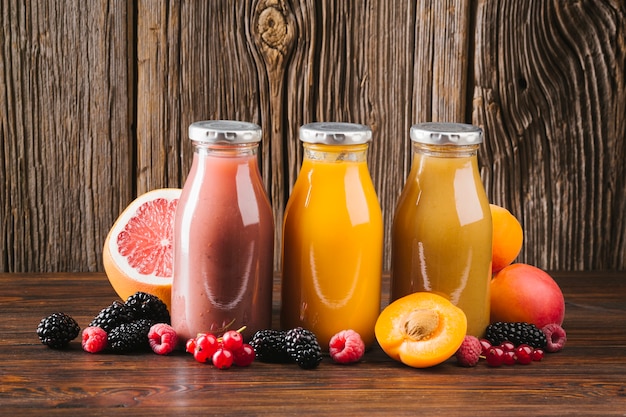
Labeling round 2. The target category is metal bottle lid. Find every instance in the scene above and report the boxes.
[188,120,262,143]
[410,122,482,145]
[299,122,372,145]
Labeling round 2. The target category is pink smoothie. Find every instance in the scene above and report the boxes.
[172,149,274,342]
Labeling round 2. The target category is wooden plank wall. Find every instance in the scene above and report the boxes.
[1,0,624,273]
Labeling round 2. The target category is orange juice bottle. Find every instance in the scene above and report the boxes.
[391,122,492,337]
[281,122,383,349]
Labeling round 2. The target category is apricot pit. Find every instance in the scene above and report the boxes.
[403,309,439,340]
[375,292,467,368]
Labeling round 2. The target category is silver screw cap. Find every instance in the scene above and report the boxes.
[410,122,482,145]
[189,120,262,144]
[300,122,372,145]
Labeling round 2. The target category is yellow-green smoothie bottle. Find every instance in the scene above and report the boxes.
[390,122,492,337]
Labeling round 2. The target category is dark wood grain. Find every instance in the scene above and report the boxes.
[473,0,626,270]
[251,0,298,266]
[1,272,625,415]
[1,1,625,273]
[0,1,133,272]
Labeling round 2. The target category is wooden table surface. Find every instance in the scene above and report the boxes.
[1,271,625,416]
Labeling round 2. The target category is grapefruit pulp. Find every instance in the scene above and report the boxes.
[103,188,181,310]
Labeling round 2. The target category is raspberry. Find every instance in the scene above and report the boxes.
[329,330,365,364]
[148,323,178,355]
[81,326,108,353]
[455,335,482,367]
[541,323,567,352]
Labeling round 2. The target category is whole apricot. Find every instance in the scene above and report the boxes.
[375,292,467,368]
[490,204,523,274]
[490,263,565,328]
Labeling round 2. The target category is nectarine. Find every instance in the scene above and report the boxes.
[490,263,565,328]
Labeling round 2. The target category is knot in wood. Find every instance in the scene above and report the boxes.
[256,4,291,55]
[252,0,295,61]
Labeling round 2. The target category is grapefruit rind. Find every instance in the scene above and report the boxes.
[103,188,181,307]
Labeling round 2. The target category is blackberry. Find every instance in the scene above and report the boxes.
[89,300,133,333]
[249,329,290,363]
[108,319,154,353]
[285,327,322,369]
[125,292,170,324]
[36,312,80,348]
[485,322,547,349]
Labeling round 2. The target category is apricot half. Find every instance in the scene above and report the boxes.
[375,292,467,368]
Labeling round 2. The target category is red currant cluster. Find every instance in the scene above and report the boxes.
[480,339,544,367]
[185,328,255,369]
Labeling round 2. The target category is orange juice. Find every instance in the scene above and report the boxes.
[391,123,492,337]
[281,122,383,349]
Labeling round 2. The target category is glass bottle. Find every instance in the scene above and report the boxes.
[281,122,383,349]
[390,122,492,337]
[172,120,274,342]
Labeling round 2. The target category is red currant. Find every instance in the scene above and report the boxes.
[193,346,211,363]
[196,333,219,357]
[532,348,545,361]
[479,339,492,355]
[499,341,515,352]
[221,330,244,352]
[515,344,533,365]
[485,346,505,367]
[503,350,517,365]
[212,348,234,369]
[233,343,256,367]
[185,338,197,354]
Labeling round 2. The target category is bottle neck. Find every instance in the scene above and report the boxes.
[193,141,259,157]
[303,143,369,163]
[412,142,479,158]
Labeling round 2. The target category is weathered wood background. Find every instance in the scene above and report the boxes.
[1,0,625,273]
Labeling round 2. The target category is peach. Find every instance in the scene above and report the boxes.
[490,263,565,328]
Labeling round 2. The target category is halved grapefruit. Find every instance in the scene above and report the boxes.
[102,188,181,310]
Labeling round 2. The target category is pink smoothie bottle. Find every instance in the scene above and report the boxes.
[172,120,274,343]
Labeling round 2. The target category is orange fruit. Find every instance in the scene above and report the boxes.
[375,292,467,368]
[102,188,181,310]
[490,204,523,274]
